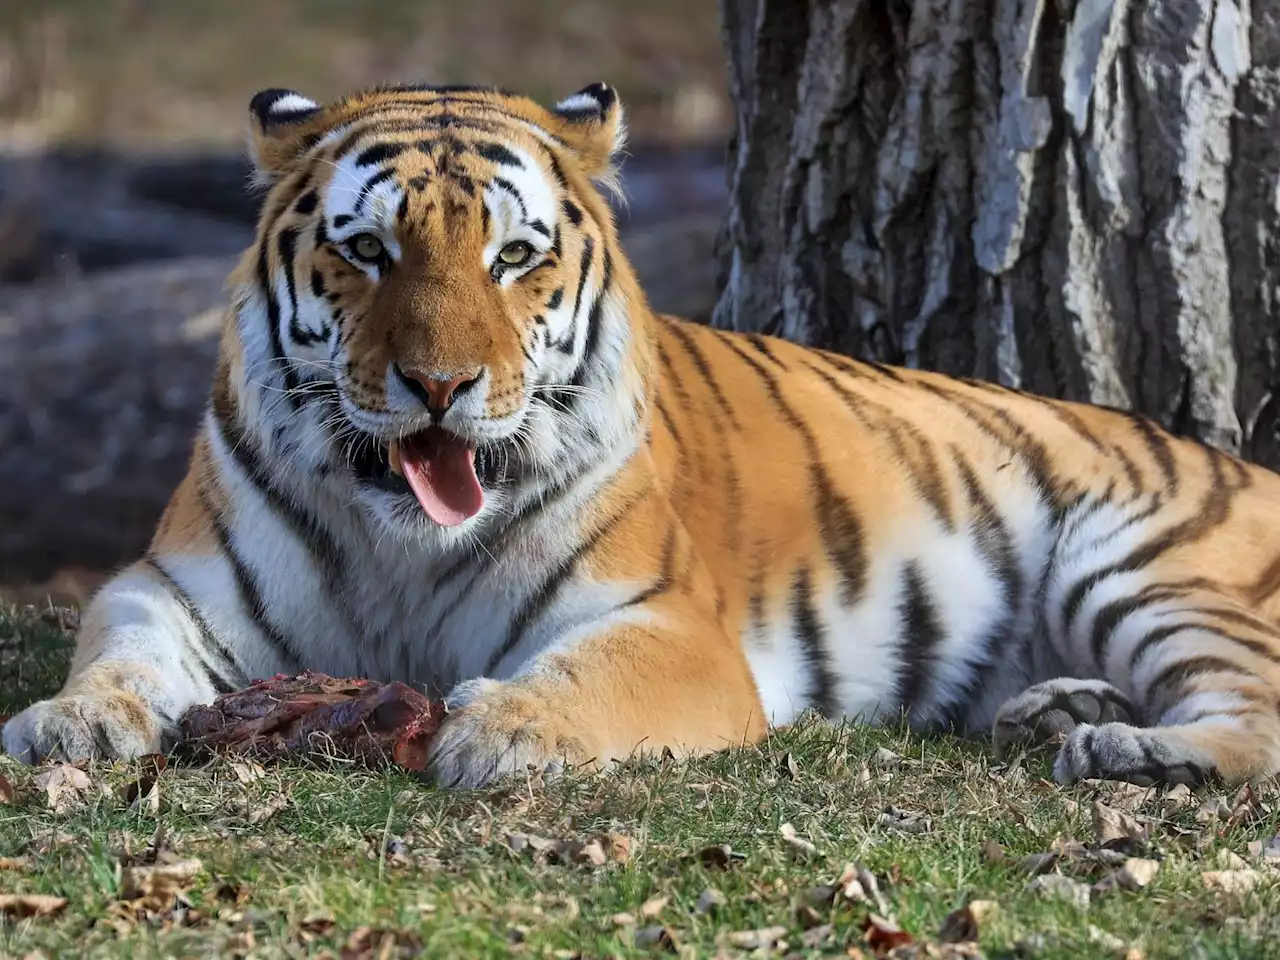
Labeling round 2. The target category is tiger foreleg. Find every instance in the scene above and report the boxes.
[426,612,766,789]
[2,562,241,764]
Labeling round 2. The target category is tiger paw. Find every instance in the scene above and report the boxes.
[993,678,1135,759]
[2,692,163,765]
[425,679,596,789]
[1053,722,1211,787]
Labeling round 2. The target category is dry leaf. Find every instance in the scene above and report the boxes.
[727,926,788,949]
[247,793,291,825]
[872,747,902,769]
[1092,801,1148,851]
[938,900,998,943]
[696,843,744,869]
[1202,869,1262,893]
[640,895,668,919]
[0,856,29,871]
[696,887,725,915]
[1088,925,1127,952]
[0,774,13,805]
[780,822,817,859]
[119,858,203,910]
[802,924,834,948]
[981,839,1005,864]
[1095,858,1160,895]
[862,913,913,952]
[610,911,635,927]
[1247,835,1280,861]
[1163,783,1193,808]
[1016,852,1059,876]
[1196,796,1232,824]
[0,894,68,918]
[31,763,92,814]
[779,751,799,779]
[1026,874,1091,909]
[341,926,423,960]
[633,925,677,950]
[879,805,931,834]
[855,764,872,786]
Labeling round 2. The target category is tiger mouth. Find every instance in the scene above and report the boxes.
[346,427,508,497]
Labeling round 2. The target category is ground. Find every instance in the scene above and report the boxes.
[3,603,1280,959]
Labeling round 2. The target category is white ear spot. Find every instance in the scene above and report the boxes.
[554,92,603,116]
[268,93,320,119]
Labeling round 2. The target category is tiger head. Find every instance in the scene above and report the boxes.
[226,83,649,532]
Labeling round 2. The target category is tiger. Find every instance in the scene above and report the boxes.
[6,80,1280,791]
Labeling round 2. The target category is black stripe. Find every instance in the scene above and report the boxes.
[490,177,528,218]
[1130,414,1180,493]
[803,358,953,531]
[355,142,406,167]
[622,524,679,609]
[654,396,684,454]
[293,190,318,215]
[719,334,867,604]
[487,484,650,674]
[333,213,353,229]
[745,334,788,370]
[894,561,945,716]
[790,566,840,718]
[569,236,595,322]
[474,141,523,167]
[256,241,300,409]
[1144,655,1257,714]
[663,321,743,431]
[197,480,302,673]
[1063,446,1241,644]
[143,556,242,693]
[546,287,564,312]
[528,219,551,237]
[354,168,396,213]
[568,250,610,390]
[278,228,325,346]
[562,198,583,225]
[1249,553,1280,605]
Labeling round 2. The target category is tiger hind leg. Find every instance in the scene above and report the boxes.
[995,608,1280,787]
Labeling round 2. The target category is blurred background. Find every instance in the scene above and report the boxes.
[0,1,733,599]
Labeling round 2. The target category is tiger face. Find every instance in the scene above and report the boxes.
[236,83,638,531]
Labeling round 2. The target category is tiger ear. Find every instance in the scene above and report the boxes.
[247,88,325,184]
[549,82,627,195]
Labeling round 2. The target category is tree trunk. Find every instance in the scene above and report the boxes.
[713,0,1280,473]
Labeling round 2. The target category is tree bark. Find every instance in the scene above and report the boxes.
[713,0,1279,473]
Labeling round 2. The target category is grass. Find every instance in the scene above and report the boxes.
[4,602,1280,958]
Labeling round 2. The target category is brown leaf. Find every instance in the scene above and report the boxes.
[1202,869,1262,893]
[32,763,92,814]
[779,751,799,779]
[0,856,29,871]
[119,858,203,910]
[938,900,998,943]
[1026,874,1091,909]
[633,925,677,950]
[297,913,335,943]
[0,774,13,805]
[696,843,744,869]
[981,839,1005,864]
[1228,783,1264,828]
[640,895,668,919]
[247,793,291,825]
[1016,852,1059,876]
[1196,796,1232,824]
[0,894,68,918]
[780,822,817,859]
[1092,801,1148,852]
[862,913,913,952]
[728,926,788,949]
[872,747,902,769]
[879,805,931,834]
[610,911,635,927]
[341,926,423,960]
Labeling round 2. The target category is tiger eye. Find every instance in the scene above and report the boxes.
[498,241,533,266]
[348,234,385,262]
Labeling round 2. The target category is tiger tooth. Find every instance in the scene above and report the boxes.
[388,440,404,477]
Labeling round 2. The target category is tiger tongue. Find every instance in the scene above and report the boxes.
[397,429,484,527]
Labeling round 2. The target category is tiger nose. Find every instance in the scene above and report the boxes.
[393,365,480,413]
